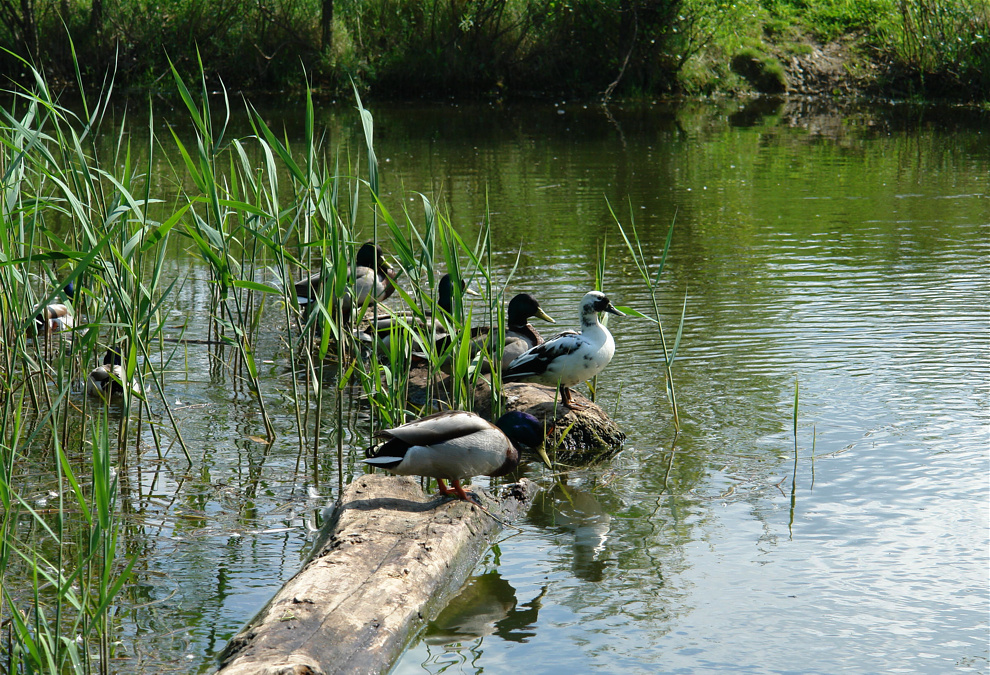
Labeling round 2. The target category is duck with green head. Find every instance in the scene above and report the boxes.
[491,292,556,370]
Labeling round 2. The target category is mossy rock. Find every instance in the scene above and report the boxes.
[731,48,788,94]
[405,369,625,460]
[476,383,625,462]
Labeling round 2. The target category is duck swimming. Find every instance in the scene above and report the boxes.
[502,290,621,410]
[294,241,398,322]
[363,410,550,504]
[87,347,142,400]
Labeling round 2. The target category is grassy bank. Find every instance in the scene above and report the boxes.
[0,0,986,101]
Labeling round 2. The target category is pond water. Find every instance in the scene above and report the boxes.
[16,97,989,673]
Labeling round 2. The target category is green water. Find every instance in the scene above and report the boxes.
[11,98,990,673]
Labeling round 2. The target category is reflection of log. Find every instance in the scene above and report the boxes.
[408,367,625,459]
[215,474,537,675]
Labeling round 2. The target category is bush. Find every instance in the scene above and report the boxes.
[730,46,787,93]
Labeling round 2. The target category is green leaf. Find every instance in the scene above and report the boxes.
[614,305,658,323]
[232,279,281,294]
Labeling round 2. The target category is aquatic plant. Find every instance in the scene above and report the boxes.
[0,52,187,673]
[608,200,684,431]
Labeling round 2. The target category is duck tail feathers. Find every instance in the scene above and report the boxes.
[362,455,404,470]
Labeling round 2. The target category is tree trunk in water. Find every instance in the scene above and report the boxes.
[321,0,333,53]
[215,474,539,674]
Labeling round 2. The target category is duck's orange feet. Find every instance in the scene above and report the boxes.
[451,479,482,505]
[560,386,587,411]
[436,478,456,496]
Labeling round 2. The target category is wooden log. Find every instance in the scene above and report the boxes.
[215,474,538,675]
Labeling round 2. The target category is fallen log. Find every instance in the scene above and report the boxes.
[215,473,538,675]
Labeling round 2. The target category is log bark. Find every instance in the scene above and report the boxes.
[215,474,538,675]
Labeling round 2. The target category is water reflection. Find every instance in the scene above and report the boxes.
[528,483,612,582]
[424,571,546,645]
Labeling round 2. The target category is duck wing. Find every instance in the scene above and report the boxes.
[503,330,581,379]
[352,266,377,305]
[500,336,531,370]
[375,410,494,448]
[352,265,399,306]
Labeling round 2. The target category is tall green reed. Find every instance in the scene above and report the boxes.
[608,200,684,431]
[168,55,280,443]
[0,49,190,672]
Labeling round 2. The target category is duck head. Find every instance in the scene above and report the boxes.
[507,293,555,328]
[580,291,622,324]
[437,273,480,315]
[103,347,123,367]
[355,241,393,274]
[495,411,552,468]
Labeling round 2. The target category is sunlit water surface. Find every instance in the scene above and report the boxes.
[23,99,989,673]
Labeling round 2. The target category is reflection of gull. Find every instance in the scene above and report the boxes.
[529,483,612,582]
[425,571,547,645]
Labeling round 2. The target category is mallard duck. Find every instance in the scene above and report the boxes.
[425,291,556,372]
[502,290,621,410]
[32,281,75,335]
[294,241,398,322]
[498,293,555,370]
[87,348,142,400]
[363,410,551,504]
[399,287,552,368]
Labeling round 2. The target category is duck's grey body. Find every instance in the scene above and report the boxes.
[503,291,620,409]
[365,411,516,481]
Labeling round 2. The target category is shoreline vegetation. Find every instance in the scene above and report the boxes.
[0,0,987,102]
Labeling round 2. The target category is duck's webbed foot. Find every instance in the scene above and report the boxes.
[560,386,588,411]
[450,479,483,505]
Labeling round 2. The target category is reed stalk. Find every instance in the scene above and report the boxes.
[608,200,683,431]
